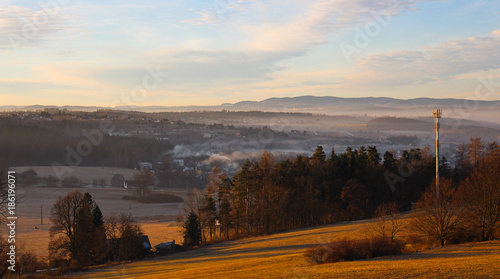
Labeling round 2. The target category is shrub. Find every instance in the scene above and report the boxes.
[447,226,478,245]
[19,252,47,273]
[111,174,125,187]
[61,176,81,187]
[123,193,184,203]
[305,237,405,265]
[404,233,428,252]
[45,175,60,187]
[122,195,136,200]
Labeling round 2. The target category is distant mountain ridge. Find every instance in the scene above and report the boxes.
[2,96,499,119]
[231,96,499,107]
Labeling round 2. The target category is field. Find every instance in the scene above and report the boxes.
[5,166,187,258]
[7,167,500,278]
[71,219,500,279]
[11,166,137,185]
[11,216,184,260]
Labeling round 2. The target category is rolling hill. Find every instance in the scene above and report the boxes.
[3,96,499,124]
[71,217,500,278]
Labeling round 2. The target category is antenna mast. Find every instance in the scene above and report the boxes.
[433,108,442,202]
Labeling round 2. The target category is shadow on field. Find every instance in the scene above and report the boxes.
[375,243,497,262]
[144,244,311,267]
[203,228,350,248]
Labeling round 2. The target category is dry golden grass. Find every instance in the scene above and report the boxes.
[5,182,187,258]
[11,216,51,258]
[140,222,184,248]
[3,217,184,259]
[70,216,500,279]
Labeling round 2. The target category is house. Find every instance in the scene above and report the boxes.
[173,159,185,167]
[155,240,175,255]
[20,169,39,185]
[139,162,153,170]
[216,132,226,139]
[141,235,152,251]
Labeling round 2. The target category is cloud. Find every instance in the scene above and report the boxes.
[158,1,432,89]
[0,2,75,51]
[32,65,109,88]
[143,49,293,85]
[346,32,500,86]
[183,10,218,25]
[5,0,480,106]
[24,50,290,94]
[185,0,264,25]
[0,79,62,89]
[238,1,362,52]
[187,0,426,53]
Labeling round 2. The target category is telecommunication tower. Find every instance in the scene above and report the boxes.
[433,108,442,201]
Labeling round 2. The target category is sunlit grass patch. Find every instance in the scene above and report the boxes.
[73,217,499,279]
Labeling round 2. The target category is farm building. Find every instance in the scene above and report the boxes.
[155,240,176,255]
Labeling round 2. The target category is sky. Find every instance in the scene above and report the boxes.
[0,0,499,107]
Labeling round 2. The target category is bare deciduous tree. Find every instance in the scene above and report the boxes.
[49,190,83,260]
[132,170,154,199]
[0,160,11,223]
[111,174,125,188]
[0,236,9,277]
[49,190,106,267]
[373,201,403,243]
[468,137,486,167]
[460,147,500,241]
[105,212,145,261]
[411,178,468,246]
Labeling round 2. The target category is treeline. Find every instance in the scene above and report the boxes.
[0,181,149,275]
[0,118,172,167]
[306,143,499,265]
[184,138,497,244]
[43,191,145,272]
[412,139,500,244]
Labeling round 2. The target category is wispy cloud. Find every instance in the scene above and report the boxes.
[187,0,426,53]
[346,30,500,86]
[183,10,218,25]
[2,0,499,106]
[167,1,433,86]
[0,2,76,51]
[144,49,293,85]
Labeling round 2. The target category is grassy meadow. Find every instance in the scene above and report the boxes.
[71,217,500,278]
[9,167,499,278]
[5,166,187,259]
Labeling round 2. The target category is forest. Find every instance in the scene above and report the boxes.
[0,138,497,274]
[0,118,172,168]
[184,138,499,245]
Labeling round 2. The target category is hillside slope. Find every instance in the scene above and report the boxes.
[72,218,500,278]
